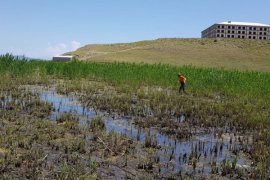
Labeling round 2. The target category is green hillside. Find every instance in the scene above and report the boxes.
[65,38,270,72]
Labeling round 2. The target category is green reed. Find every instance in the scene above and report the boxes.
[1,54,269,100]
[1,54,269,178]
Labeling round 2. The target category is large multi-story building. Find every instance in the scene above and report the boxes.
[202,21,270,40]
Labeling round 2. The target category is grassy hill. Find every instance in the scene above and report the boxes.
[65,38,270,72]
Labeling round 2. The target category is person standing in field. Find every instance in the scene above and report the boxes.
[178,73,187,94]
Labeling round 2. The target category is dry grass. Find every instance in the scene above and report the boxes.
[66,38,270,72]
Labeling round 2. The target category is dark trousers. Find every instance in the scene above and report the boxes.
[179,82,185,93]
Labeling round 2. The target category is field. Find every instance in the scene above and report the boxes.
[65,38,270,72]
[0,54,270,179]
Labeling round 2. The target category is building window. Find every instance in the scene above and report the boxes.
[264,28,267,31]
[228,26,231,29]
[238,31,241,34]
[264,32,267,35]
[222,26,224,28]
[249,32,252,35]
[259,37,262,39]
[242,31,245,34]
[238,35,241,38]
[260,28,263,31]
[249,36,252,39]
[242,36,245,39]
[249,27,252,30]
[264,37,266,40]
[232,35,234,38]
[217,30,220,33]
[243,27,246,30]
[253,36,256,39]
[238,27,241,30]
[232,26,235,29]
[259,32,262,35]
[227,35,231,38]
[253,32,256,35]
[217,34,220,37]
[221,30,224,33]
[253,27,256,30]
[218,25,220,28]
[221,34,224,37]
[228,30,231,33]
[232,31,235,33]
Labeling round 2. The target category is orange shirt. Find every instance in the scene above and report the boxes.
[179,75,186,83]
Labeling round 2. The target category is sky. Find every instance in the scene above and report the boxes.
[0,0,269,59]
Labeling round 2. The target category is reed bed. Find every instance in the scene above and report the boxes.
[1,54,269,135]
[1,54,270,178]
[1,54,269,98]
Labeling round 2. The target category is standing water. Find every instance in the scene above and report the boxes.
[27,86,252,175]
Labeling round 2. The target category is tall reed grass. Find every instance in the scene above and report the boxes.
[1,54,269,100]
[1,54,269,177]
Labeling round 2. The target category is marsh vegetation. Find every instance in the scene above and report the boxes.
[0,54,269,179]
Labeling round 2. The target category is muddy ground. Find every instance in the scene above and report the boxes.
[0,79,267,179]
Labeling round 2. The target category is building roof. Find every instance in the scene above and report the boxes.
[217,21,270,27]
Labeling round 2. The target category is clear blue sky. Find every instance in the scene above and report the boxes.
[0,0,269,59]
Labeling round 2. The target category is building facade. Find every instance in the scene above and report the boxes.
[202,21,270,40]
[52,55,74,61]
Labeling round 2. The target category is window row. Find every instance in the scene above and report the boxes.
[217,30,269,35]
[216,34,268,39]
[217,25,269,31]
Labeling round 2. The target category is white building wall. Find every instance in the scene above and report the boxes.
[202,22,270,40]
